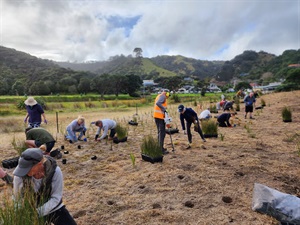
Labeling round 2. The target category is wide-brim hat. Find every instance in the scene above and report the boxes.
[24,97,37,106]
[13,148,43,177]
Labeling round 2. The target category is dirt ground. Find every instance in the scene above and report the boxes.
[0,90,300,225]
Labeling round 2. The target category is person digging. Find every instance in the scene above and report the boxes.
[178,104,206,149]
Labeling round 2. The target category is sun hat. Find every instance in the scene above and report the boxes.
[24,97,37,106]
[178,104,185,112]
[13,148,44,177]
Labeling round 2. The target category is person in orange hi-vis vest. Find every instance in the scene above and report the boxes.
[153,91,170,155]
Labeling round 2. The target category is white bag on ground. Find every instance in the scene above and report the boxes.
[252,183,300,224]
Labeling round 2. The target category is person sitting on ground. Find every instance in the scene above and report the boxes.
[199,108,212,120]
[178,104,206,148]
[24,96,47,128]
[94,119,117,141]
[65,116,87,143]
[217,112,235,127]
[13,148,77,225]
[25,127,56,153]
[223,100,235,111]
[0,167,13,185]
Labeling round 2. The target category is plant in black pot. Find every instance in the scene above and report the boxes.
[201,119,218,138]
[234,98,240,111]
[282,106,292,122]
[113,124,128,143]
[141,135,163,163]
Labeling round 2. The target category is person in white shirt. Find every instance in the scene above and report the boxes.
[94,119,117,141]
[199,108,212,120]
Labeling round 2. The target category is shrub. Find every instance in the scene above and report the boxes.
[141,135,162,158]
[281,106,292,121]
[261,98,266,107]
[201,120,218,135]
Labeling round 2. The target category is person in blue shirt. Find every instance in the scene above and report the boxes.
[244,92,256,119]
[65,116,87,143]
[178,105,206,148]
[24,96,47,128]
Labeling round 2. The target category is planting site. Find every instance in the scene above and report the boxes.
[0,90,300,225]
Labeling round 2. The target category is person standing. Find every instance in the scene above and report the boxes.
[25,127,56,153]
[24,96,47,128]
[13,148,77,225]
[65,116,87,143]
[178,104,206,149]
[94,119,117,141]
[244,92,256,119]
[153,91,170,155]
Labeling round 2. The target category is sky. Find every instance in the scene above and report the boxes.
[0,0,299,62]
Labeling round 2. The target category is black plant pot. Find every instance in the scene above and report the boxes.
[283,119,292,122]
[141,154,163,164]
[2,156,20,169]
[113,137,128,144]
[166,128,179,134]
[203,134,218,138]
[255,106,264,110]
[128,120,138,126]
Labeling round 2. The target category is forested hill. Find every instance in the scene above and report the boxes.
[0,45,299,95]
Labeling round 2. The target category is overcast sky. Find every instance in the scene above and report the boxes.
[0,0,299,62]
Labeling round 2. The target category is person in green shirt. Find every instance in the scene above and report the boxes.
[25,127,56,153]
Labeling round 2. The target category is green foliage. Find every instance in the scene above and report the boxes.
[12,135,27,155]
[129,153,136,167]
[115,124,128,139]
[281,106,292,121]
[140,135,162,158]
[0,191,45,225]
[201,120,218,135]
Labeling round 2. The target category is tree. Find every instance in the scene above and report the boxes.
[91,74,112,99]
[124,74,143,96]
[133,48,143,58]
[12,80,25,95]
[235,81,252,91]
[78,78,91,94]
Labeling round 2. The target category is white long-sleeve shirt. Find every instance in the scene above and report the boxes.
[13,167,64,217]
[96,119,117,140]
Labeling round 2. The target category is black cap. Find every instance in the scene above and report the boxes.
[178,104,184,112]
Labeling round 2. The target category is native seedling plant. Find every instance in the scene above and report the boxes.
[201,119,218,136]
[140,135,162,158]
[115,124,128,140]
[281,106,292,122]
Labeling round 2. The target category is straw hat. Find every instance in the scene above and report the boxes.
[24,97,37,106]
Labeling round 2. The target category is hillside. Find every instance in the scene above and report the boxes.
[0,91,299,224]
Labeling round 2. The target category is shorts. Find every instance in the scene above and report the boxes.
[245,105,253,113]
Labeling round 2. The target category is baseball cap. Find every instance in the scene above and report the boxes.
[13,148,44,177]
[178,104,185,112]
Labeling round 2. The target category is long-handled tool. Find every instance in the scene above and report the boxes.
[164,112,175,152]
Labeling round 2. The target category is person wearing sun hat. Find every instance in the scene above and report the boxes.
[24,96,47,128]
[13,148,77,225]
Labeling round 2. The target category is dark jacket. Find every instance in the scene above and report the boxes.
[180,108,198,130]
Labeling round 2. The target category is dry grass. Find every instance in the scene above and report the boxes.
[0,91,300,225]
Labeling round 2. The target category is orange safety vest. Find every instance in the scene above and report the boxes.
[153,94,167,119]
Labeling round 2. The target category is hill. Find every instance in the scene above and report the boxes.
[0,45,300,95]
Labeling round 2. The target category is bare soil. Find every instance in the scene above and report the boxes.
[1,91,300,225]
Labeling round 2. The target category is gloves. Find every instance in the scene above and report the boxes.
[95,134,99,140]
[83,130,86,136]
[164,109,168,114]
[44,119,47,124]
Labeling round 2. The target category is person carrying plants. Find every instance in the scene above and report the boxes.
[13,148,77,225]
[65,115,87,143]
[24,96,47,128]
[94,119,117,141]
[217,112,235,127]
[244,92,256,119]
[0,167,13,185]
[178,104,206,149]
[153,90,170,155]
[25,127,56,153]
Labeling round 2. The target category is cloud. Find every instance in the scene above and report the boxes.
[0,0,298,62]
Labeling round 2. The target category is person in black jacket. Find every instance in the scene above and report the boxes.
[178,105,206,148]
[217,112,235,127]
